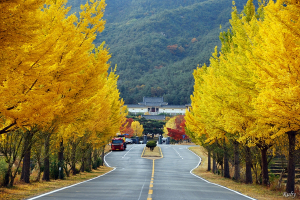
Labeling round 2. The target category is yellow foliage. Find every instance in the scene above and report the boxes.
[163,117,176,138]
[0,0,126,151]
[131,121,144,137]
[252,0,300,137]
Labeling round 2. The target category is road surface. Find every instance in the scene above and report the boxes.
[29,144,255,200]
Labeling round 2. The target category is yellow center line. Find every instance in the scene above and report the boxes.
[142,146,163,200]
[147,159,155,200]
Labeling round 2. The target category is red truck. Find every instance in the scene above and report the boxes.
[111,137,126,151]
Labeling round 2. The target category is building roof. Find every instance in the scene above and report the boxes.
[141,115,165,120]
[126,104,186,109]
[161,105,186,109]
[138,97,168,106]
[126,104,145,108]
[144,97,164,103]
[125,97,189,111]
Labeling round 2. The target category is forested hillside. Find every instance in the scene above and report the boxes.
[67,0,249,104]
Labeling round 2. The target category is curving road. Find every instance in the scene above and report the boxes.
[28,144,256,200]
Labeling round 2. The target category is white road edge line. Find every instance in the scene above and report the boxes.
[137,179,147,200]
[173,147,183,159]
[187,147,257,200]
[122,145,136,158]
[27,151,116,200]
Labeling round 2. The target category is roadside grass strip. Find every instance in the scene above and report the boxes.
[27,152,115,200]
[187,147,257,200]
[142,146,162,158]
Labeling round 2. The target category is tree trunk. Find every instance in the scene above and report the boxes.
[93,149,98,169]
[42,135,50,181]
[101,145,105,166]
[234,141,240,181]
[71,141,77,175]
[261,146,269,185]
[35,157,42,182]
[223,144,230,178]
[9,157,23,187]
[245,146,253,184]
[81,156,85,172]
[207,148,211,171]
[58,139,64,179]
[286,131,296,193]
[87,148,92,172]
[212,151,217,174]
[21,148,31,183]
[213,153,217,174]
[277,169,285,189]
[21,130,33,183]
[3,163,12,187]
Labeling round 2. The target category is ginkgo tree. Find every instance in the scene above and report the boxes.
[186,0,300,190]
[186,0,275,183]
[251,0,300,193]
[0,0,107,134]
[131,121,144,137]
[0,0,127,185]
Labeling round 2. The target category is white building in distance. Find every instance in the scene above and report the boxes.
[126,97,191,116]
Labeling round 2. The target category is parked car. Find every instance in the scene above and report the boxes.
[139,141,143,144]
[131,138,137,144]
[125,138,132,144]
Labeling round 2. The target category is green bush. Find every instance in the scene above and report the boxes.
[50,159,59,179]
[0,157,8,186]
[146,141,157,151]
[92,158,102,169]
[50,158,65,180]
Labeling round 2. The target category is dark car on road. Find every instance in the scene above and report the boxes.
[131,138,137,144]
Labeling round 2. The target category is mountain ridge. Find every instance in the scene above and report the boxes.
[67,0,250,105]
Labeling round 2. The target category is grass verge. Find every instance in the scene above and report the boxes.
[142,146,162,157]
[189,146,297,200]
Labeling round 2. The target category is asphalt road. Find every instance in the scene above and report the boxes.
[29,144,256,200]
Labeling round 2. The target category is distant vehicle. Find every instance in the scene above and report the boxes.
[131,138,137,144]
[125,138,132,144]
[139,141,143,144]
[111,137,126,151]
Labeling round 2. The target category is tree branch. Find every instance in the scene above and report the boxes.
[0,121,17,135]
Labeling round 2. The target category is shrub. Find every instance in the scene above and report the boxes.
[0,158,8,186]
[146,141,157,151]
[50,159,59,179]
[92,158,102,169]
[50,158,65,180]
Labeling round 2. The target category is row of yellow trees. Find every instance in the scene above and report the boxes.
[186,0,300,193]
[0,0,127,187]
